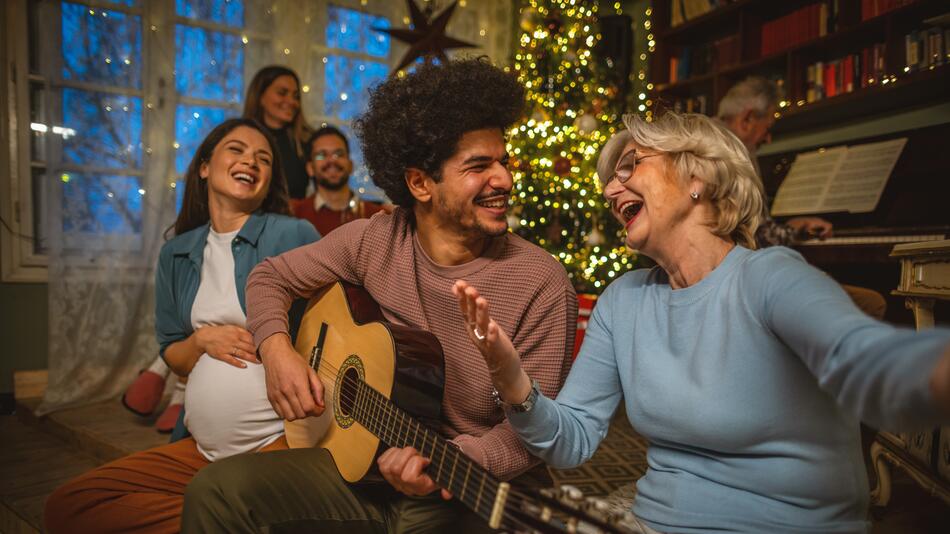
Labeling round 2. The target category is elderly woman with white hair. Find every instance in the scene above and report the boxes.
[453,112,950,533]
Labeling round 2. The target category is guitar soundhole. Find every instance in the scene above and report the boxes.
[333,355,365,430]
[339,366,361,417]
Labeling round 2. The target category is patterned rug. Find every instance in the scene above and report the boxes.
[547,406,647,505]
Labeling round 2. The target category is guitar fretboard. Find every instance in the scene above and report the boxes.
[303,297,629,534]
[349,378,504,523]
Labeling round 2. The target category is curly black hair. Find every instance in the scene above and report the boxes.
[354,58,525,208]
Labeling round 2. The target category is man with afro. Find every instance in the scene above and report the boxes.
[181,58,577,533]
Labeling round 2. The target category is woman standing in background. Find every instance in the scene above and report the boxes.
[243,65,312,199]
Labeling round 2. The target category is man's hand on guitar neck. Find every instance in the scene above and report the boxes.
[377,446,452,500]
[259,333,325,420]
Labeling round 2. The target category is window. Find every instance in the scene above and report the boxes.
[315,5,392,200]
[2,0,509,282]
[3,0,265,278]
[172,1,252,207]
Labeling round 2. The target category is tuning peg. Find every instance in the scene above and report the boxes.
[559,484,584,502]
[584,497,610,513]
[539,505,552,523]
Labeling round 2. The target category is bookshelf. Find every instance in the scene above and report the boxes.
[651,0,950,132]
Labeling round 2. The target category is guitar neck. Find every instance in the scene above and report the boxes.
[300,284,632,534]
[350,380,507,526]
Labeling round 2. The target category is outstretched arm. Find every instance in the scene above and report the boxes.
[759,249,950,428]
[451,280,533,406]
[452,279,620,470]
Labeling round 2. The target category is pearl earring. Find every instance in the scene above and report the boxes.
[690,191,699,200]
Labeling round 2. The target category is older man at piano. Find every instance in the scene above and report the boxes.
[453,111,950,534]
[717,76,887,318]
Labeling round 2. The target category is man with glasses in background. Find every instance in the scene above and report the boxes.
[718,76,886,319]
[292,125,387,236]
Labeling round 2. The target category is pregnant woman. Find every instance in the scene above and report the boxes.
[44,118,319,534]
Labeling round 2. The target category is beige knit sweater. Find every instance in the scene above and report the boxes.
[246,208,577,480]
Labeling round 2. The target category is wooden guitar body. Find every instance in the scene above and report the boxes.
[283,282,635,533]
[285,281,444,482]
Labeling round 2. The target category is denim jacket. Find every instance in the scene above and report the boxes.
[155,211,319,359]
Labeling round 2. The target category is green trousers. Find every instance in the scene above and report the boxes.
[181,447,493,533]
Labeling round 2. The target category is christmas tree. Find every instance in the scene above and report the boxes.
[508,0,640,293]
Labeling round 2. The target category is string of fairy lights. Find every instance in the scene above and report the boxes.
[53,0,663,295]
[52,1,502,200]
[508,0,653,293]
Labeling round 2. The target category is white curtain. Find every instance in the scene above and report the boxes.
[37,0,513,415]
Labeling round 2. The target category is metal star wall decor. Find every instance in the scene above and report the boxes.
[374,0,477,74]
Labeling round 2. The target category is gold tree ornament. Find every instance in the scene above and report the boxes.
[519,7,540,32]
[374,0,477,74]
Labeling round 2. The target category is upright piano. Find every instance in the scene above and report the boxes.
[758,121,950,326]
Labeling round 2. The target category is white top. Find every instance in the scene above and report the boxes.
[185,227,283,461]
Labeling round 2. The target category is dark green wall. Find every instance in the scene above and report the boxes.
[0,282,48,393]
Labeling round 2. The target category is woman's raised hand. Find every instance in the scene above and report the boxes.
[194,325,259,368]
[452,280,529,402]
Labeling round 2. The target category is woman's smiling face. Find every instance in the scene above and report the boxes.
[602,142,697,254]
[259,75,300,129]
[201,126,274,210]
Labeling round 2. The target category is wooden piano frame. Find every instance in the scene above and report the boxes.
[870,240,950,508]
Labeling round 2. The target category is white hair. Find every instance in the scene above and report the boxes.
[716,76,781,120]
[597,112,764,249]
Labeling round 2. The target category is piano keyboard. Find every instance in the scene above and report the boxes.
[798,234,946,246]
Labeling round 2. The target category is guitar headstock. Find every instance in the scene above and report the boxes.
[501,484,641,534]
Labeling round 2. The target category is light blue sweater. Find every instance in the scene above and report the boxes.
[509,246,950,533]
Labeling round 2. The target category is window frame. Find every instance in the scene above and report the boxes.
[1,0,260,281]
[2,0,47,281]
[2,0,508,283]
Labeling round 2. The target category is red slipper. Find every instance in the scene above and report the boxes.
[155,402,183,433]
[121,370,166,416]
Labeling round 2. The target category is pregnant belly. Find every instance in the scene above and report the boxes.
[184,355,283,460]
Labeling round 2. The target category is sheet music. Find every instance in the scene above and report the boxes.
[770,138,907,216]
[771,146,846,216]
[821,138,907,213]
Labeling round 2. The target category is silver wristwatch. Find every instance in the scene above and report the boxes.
[492,379,541,413]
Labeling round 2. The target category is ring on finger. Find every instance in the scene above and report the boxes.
[473,326,486,341]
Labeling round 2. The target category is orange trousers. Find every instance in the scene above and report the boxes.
[44,435,287,534]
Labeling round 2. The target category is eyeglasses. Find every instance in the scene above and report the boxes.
[312,149,347,162]
[608,150,662,184]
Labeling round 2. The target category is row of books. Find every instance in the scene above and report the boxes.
[861,0,916,21]
[670,0,733,28]
[905,27,949,71]
[667,95,710,115]
[667,32,743,84]
[714,34,742,69]
[668,44,715,83]
[761,2,834,57]
[803,44,886,103]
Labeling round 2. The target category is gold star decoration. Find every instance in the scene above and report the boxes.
[375,0,476,74]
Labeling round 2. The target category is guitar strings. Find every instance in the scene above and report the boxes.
[309,359,500,510]
[305,357,562,527]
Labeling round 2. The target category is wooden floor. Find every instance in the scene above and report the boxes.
[1,398,167,533]
[2,397,947,533]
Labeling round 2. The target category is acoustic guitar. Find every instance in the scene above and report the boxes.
[285,282,637,534]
